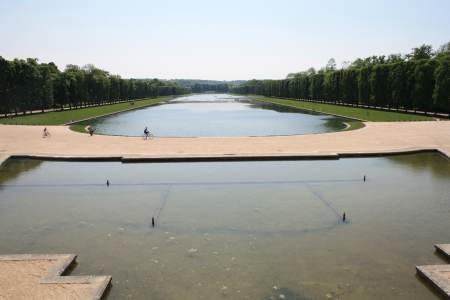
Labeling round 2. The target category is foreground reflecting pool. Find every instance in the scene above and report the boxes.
[83,94,350,137]
[0,153,449,299]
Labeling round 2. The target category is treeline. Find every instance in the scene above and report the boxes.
[0,57,187,116]
[232,43,450,115]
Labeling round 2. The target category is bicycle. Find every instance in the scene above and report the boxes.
[143,132,154,140]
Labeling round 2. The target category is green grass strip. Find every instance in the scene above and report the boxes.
[343,120,365,131]
[0,97,171,125]
[68,124,88,133]
[254,96,434,122]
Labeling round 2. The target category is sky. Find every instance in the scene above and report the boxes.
[0,0,449,80]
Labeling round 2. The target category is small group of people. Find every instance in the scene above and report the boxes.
[86,125,96,136]
[43,125,152,139]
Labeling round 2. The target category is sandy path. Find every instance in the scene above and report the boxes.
[0,122,449,161]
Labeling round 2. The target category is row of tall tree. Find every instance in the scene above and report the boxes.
[0,57,187,116]
[232,43,450,115]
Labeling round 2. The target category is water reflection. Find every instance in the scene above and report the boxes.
[0,159,42,185]
[387,152,450,179]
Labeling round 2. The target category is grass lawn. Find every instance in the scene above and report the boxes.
[0,97,171,126]
[254,96,435,122]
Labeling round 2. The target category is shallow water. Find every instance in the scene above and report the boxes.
[83,94,348,137]
[0,153,449,299]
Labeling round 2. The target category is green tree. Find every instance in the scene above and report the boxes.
[413,60,436,112]
[433,56,450,114]
[370,64,390,106]
[389,62,408,109]
[341,69,358,104]
[0,57,12,115]
[410,44,434,60]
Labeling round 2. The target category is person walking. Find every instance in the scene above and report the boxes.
[42,127,50,138]
[88,126,95,136]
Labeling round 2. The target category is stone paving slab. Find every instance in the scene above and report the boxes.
[0,254,111,300]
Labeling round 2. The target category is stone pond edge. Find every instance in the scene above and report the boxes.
[0,147,449,167]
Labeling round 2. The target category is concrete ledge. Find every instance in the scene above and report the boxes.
[0,254,111,300]
[0,155,9,167]
[1,147,447,165]
[416,265,450,299]
[121,153,340,162]
[417,244,450,299]
[436,244,450,260]
[9,154,123,162]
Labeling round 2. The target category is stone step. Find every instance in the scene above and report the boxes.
[416,244,450,299]
[436,244,450,260]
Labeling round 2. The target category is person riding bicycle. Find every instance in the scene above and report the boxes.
[144,126,150,139]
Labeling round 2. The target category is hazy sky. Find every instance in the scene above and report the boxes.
[1,0,449,80]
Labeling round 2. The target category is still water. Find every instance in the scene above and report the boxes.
[83,94,349,137]
[0,153,449,299]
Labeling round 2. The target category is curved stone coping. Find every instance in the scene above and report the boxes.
[72,127,361,138]
[77,104,362,138]
[1,147,448,165]
[64,99,170,126]
[252,97,368,121]
[0,254,111,300]
[256,96,446,120]
[63,96,176,126]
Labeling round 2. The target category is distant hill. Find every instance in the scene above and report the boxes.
[171,79,246,86]
[170,79,247,93]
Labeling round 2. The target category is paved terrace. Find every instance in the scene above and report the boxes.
[0,254,111,300]
[0,121,449,162]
